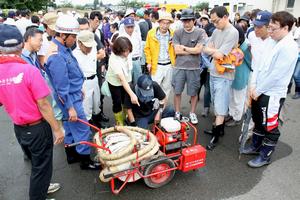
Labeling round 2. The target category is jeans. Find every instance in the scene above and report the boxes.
[136,105,175,129]
[293,60,300,91]
[203,71,211,108]
[210,76,232,116]
[14,121,53,200]
[132,59,142,86]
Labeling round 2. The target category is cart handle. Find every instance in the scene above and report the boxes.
[62,118,104,144]
[65,141,111,154]
[187,122,198,145]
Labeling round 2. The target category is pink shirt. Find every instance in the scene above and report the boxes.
[0,60,50,125]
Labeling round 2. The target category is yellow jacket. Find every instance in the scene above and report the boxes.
[144,28,176,75]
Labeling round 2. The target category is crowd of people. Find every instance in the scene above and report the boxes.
[0,5,299,200]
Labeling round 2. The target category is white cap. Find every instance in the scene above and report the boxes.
[55,15,80,35]
[125,8,135,17]
[77,30,97,48]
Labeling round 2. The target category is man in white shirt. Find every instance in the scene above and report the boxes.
[245,11,273,141]
[38,12,58,66]
[244,11,298,168]
[248,11,273,73]
[73,30,102,127]
[119,17,143,85]
[15,10,32,36]
[4,10,17,26]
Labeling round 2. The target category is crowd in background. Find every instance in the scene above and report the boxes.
[0,5,300,199]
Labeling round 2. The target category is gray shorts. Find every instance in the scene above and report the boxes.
[172,68,201,96]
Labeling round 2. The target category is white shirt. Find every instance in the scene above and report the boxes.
[95,29,102,42]
[248,31,273,72]
[254,34,298,97]
[38,32,51,56]
[15,17,32,36]
[170,20,183,31]
[3,18,16,26]
[152,22,159,29]
[293,27,300,48]
[119,30,142,58]
[73,45,97,77]
[106,53,132,86]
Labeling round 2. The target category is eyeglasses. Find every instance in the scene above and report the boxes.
[267,26,281,32]
[211,17,221,25]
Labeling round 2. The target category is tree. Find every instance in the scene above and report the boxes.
[0,0,52,11]
[194,2,209,11]
[94,0,99,9]
[119,0,145,9]
[57,2,74,9]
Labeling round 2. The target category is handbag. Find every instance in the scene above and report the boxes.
[101,80,111,97]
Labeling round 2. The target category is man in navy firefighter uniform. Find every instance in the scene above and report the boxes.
[45,14,99,170]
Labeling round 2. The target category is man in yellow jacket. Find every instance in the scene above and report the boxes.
[144,12,175,99]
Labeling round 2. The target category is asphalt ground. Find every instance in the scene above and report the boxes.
[0,91,299,200]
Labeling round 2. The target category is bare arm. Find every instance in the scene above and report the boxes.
[183,43,203,54]
[117,73,140,106]
[97,48,106,60]
[202,44,225,60]
[37,97,64,144]
[174,44,190,55]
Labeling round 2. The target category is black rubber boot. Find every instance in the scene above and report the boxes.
[206,124,222,150]
[220,121,225,136]
[79,154,101,170]
[93,112,109,123]
[65,146,80,164]
[91,114,106,129]
[241,131,264,155]
[204,123,225,137]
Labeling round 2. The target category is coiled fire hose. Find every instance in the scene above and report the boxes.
[94,126,160,182]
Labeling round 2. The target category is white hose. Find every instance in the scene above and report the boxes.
[94,126,160,182]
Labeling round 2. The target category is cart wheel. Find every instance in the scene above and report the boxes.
[143,157,176,188]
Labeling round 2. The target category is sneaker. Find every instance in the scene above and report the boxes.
[189,112,198,125]
[174,112,182,121]
[47,183,61,194]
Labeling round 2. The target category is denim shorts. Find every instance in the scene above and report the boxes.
[210,76,232,116]
[172,68,201,96]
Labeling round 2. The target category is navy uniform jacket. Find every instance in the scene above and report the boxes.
[45,38,84,110]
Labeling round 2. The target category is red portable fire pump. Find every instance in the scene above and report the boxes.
[68,117,206,194]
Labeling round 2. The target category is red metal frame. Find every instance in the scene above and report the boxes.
[68,119,201,195]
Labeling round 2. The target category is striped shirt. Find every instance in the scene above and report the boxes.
[156,30,170,64]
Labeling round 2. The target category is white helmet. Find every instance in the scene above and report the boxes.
[55,14,79,35]
[125,8,135,17]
